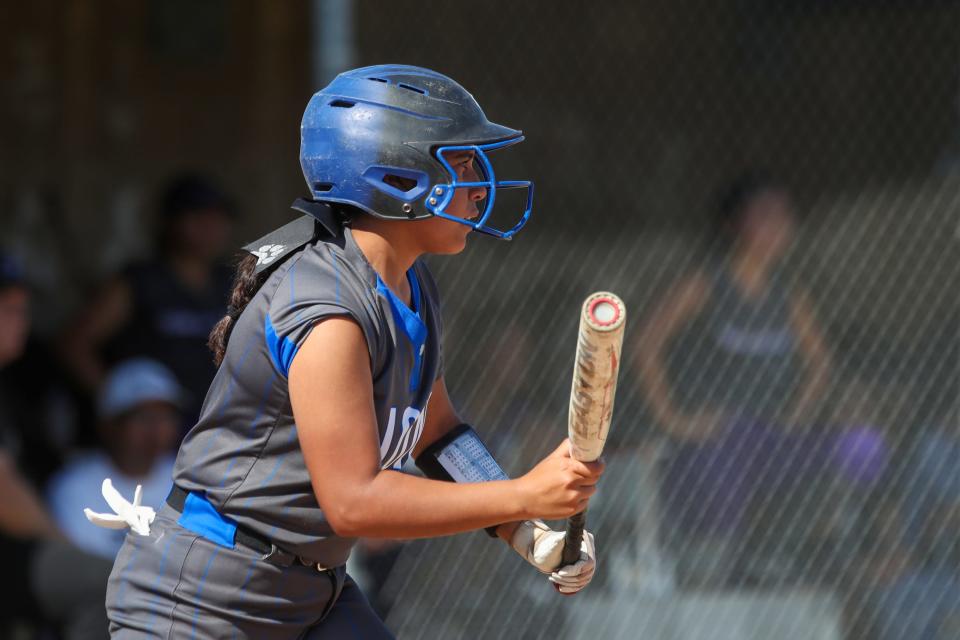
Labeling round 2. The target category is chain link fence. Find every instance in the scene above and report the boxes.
[346,2,960,638]
[2,1,959,638]
[364,175,958,640]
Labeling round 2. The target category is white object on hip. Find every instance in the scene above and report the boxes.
[83,478,155,536]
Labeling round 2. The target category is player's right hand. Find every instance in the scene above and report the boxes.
[517,439,604,520]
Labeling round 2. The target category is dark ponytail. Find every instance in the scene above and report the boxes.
[211,203,351,365]
[209,252,267,366]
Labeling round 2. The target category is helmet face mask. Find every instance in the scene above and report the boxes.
[300,65,534,240]
[427,139,533,240]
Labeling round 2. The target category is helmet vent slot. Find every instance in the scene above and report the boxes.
[329,100,355,108]
[398,83,427,95]
[368,77,388,83]
[313,182,334,192]
[382,174,418,193]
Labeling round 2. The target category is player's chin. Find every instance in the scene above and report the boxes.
[421,219,471,255]
[430,232,469,255]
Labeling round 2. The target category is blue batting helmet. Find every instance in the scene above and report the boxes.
[299,65,533,240]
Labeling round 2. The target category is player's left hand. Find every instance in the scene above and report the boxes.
[508,520,597,594]
[549,530,596,594]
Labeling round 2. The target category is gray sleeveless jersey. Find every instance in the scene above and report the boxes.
[173,226,443,566]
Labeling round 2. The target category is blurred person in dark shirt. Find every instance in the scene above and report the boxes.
[0,252,33,452]
[0,252,114,640]
[60,173,236,431]
[0,251,64,632]
[634,173,888,586]
[0,271,84,481]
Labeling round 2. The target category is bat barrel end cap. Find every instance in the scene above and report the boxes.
[584,292,626,330]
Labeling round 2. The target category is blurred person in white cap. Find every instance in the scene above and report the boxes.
[46,358,180,560]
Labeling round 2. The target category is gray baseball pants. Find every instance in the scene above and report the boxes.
[105,504,393,639]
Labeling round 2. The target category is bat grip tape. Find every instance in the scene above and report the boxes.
[561,510,587,566]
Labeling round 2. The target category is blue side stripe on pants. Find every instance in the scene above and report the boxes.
[229,557,262,640]
[189,547,221,640]
[143,535,175,631]
[112,541,142,613]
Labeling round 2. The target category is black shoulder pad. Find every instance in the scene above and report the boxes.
[242,199,342,274]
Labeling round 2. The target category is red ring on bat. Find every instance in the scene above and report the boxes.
[588,297,621,327]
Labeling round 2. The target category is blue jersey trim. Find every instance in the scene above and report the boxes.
[177,491,237,549]
[407,268,422,315]
[264,313,300,377]
[376,269,427,393]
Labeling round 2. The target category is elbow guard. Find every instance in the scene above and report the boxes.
[415,424,508,537]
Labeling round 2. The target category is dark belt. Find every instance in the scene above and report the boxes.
[166,485,334,571]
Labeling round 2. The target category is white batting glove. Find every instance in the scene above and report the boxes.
[83,478,155,536]
[550,531,596,594]
[509,520,598,594]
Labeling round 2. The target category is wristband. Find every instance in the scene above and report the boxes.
[415,424,509,537]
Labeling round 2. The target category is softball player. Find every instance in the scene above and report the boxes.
[87,65,601,638]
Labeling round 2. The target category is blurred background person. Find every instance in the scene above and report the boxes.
[0,248,81,482]
[842,487,960,640]
[0,251,115,640]
[457,315,553,474]
[28,359,180,640]
[0,251,36,462]
[895,368,960,582]
[0,250,66,635]
[60,173,236,432]
[634,173,888,587]
[46,358,180,560]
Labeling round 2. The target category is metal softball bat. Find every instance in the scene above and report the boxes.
[560,292,627,568]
